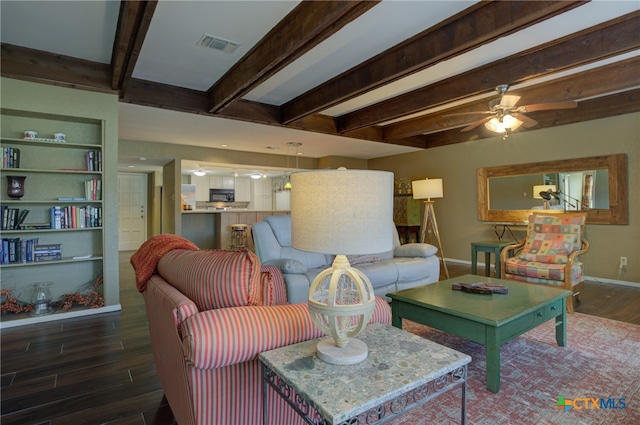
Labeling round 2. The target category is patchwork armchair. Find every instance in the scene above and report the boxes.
[500,212,589,313]
[131,235,391,425]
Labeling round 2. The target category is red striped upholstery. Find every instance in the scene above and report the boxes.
[157,249,261,310]
[260,264,288,306]
[140,246,392,425]
[181,297,391,370]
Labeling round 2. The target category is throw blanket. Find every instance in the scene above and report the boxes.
[131,234,199,292]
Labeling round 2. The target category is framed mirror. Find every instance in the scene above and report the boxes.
[477,154,628,224]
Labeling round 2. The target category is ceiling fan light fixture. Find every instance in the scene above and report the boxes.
[484,114,522,133]
[193,169,207,177]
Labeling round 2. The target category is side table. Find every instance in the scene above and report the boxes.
[471,241,514,277]
[260,323,471,425]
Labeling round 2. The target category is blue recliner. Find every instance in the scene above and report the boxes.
[252,215,441,303]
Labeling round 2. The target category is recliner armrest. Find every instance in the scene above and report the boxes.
[394,243,438,258]
[263,258,308,274]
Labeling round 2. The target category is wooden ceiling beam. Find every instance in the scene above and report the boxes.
[123,79,210,114]
[423,88,640,149]
[336,11,640,133]
[206,0,380,114]
[0,43,113,93]
[280,0,587,125]
[383,55,640,141]
[111,0,157,92]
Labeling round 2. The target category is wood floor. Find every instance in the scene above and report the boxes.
[2,253,639,425]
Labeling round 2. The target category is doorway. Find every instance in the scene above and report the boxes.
[118,173,148,250]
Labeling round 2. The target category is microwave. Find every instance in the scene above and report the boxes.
[210,189,235,202]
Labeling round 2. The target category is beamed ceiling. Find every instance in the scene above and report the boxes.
[1,0,639,168]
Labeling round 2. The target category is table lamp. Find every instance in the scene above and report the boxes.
[412,177,449,279]
[291,168,393,365]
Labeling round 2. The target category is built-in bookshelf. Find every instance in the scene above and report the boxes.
[0,108,115,326]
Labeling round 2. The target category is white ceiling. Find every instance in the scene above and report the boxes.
[2,0,638,177]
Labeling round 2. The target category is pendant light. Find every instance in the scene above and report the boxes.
[284,142,301,189]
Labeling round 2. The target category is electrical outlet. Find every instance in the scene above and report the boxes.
[620,257,627,267]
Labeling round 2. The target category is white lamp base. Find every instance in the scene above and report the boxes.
[316,338,368,365]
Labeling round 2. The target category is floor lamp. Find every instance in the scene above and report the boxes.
[412,178,449,279]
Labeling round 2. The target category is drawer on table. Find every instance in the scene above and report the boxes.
[533,299,564,323]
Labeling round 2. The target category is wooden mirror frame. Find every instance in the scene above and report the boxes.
[478,154,628,225]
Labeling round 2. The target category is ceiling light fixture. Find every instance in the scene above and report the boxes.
[484,113,523,140]
[193,168,207,177]
[250,174,263,180]
[284,142,302,190]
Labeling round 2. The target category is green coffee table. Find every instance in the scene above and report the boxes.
[387,274,571,393]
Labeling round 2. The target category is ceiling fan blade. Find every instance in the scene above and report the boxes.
[442,111,492,117]
[517,100,578,112]
[461,116,494,132]
[513,113,538,128]
[500,95,520,108]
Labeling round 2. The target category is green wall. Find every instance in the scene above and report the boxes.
[370,112,640,283]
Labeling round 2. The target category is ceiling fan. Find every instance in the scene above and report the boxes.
[445,84,578,139]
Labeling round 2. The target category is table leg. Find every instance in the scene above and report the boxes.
[263,367,268,425]
[461,374,467,425]
[471,246,477,275]
[484,252,491,277]
[485,329,501,393]
[556,298,567,347]
[391,302,402,328]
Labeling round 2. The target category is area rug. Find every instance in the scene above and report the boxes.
[387,313,640,425]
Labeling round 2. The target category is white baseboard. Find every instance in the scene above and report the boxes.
[0,304,122,329]
[443,258,640,288]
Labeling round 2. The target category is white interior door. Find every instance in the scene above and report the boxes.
[118,173,148,251]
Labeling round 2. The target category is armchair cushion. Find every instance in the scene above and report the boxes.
[157,249,261,310]
[504,258,584,286]
[516,214,585,264]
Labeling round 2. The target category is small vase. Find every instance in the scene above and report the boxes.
[6,175,26,199]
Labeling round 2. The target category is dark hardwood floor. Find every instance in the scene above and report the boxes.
[2,253,639,425]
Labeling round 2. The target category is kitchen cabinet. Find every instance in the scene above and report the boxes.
[235,177,251,202]
[252,178,273,210]
[210,176,234,189]
[190,175,209,201]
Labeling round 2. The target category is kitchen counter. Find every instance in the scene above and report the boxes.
[181,209,289,249]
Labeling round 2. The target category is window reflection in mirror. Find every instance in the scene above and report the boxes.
[489,170,609,210]
[477,154,628,225]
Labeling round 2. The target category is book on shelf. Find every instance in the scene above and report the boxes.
[34,253,63,262]
[2,146,20,168]
[84,178,102,200]
[48,205,102,229]
[19,222,51,230]
[1,237,40,264]
[86,150,102,172]
[34,243,62,253]
[1,206,29,230]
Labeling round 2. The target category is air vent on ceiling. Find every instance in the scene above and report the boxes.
[197,33,240,54]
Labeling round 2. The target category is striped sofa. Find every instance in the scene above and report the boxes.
[137,246,391,425]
